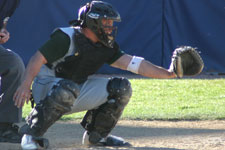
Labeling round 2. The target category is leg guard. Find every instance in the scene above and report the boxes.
[19,79,80,137]
[81,77,132,144]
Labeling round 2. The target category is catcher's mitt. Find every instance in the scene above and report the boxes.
[169,46,204,78]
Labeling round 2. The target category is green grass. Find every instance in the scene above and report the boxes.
[23,78,225,121]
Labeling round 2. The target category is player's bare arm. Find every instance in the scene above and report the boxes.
[111,54,176,79]
[13,51,47,108]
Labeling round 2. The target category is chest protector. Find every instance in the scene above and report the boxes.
[55,29,120,84]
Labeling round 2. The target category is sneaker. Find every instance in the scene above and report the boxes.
[0,124,22,143]
[21,134,37,150]
[82,131,131,147]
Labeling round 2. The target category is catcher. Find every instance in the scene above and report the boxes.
[13,1,204,149]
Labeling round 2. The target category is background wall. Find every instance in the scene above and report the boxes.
[4,0,225,74]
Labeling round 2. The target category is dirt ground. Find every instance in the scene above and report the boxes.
[1,120,225,150]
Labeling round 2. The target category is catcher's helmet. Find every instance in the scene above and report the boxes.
[76,1,121,48]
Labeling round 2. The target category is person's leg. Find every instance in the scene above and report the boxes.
[21,76,132,148]
[32,76,63,104]
[20,78,80,149]
[76,76,132,146]
[0,46,25,143]
[69,76,110,113]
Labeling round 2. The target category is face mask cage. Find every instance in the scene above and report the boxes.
[96,19,119,48]
[86,16,120,48]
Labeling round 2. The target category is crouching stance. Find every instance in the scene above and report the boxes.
[20,77,131,149]
[20,80,80,149]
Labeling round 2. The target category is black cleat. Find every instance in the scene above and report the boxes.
[33,137,49,149]
[0,124,22,143]
[103,135,132,147]
[83,131,131,147]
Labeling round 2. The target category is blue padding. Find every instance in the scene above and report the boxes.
[4,0,225,74]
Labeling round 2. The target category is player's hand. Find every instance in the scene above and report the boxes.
[0,28,10,44]
[13,83,31,108]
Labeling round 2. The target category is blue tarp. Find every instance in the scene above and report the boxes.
[4,0,225,74]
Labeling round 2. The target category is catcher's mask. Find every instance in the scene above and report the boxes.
[70,1,121,48]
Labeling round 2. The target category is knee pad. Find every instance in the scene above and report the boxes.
[107,77,132,105]
[80,77,132,143]
[50,79,80,107]
[20,79,80,137]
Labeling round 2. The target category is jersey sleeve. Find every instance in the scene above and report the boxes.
[39,29,70,64]
[106,42,125,65]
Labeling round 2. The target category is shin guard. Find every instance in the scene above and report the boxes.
[81,77,132,144]
[19,79,80,137]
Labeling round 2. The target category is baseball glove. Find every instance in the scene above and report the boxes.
[169,46,204,78]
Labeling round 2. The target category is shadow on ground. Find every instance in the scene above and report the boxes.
[1,120,225,150]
